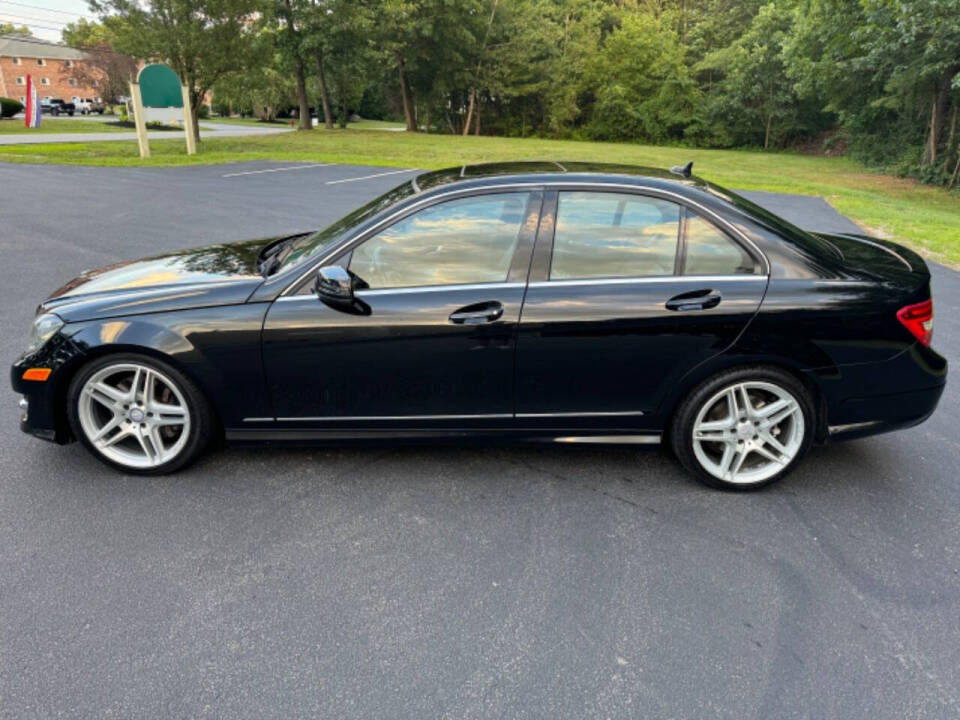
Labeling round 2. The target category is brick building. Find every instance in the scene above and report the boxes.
[0,35,102,106]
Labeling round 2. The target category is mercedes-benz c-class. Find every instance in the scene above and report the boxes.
[11,162,946,489]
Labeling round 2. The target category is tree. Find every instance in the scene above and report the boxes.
[269,0,313,130]
[785,0,960,184]
[91,0,259,142]
[212,29,294,120]
[699,2,800,149]
[312,0,374,128]
[62,19,138,106]
[0,23,31,36]
[584,11,699,142]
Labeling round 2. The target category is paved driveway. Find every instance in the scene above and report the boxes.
[0,119,291,145]
[0,162,957,719]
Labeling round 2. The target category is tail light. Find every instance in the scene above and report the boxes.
[897,299,933,346]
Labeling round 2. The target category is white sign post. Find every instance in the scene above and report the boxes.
[129,81,151,159]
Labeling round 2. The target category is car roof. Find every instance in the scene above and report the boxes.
[413,161,708,194]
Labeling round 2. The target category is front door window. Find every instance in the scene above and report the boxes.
[349,193,532,289]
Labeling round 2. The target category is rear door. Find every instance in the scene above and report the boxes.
[515,188,768,429]
[261,189,542,427]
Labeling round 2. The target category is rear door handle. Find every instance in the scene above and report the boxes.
[665,289,722,312]
[449,301,504,324]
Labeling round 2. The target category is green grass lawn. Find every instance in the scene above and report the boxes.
[0,117,129,134]
[0,127,957,266]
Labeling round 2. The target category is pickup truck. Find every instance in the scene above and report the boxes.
[41,98,76,116]
[73,97,105,115]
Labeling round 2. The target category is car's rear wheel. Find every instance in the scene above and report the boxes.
[67,354,214,474]
[670,367,814,490]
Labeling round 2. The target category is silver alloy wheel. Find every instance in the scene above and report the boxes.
[691,380,804,485]
[77,362,191,469]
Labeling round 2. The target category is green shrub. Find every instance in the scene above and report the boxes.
[0,97,24,118]
[196,103,210,119]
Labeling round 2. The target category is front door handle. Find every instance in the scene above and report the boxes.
[665,289,722,312]
[449,301,504,325]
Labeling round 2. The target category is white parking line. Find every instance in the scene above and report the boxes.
[325,169,418,185]
[222,164,333,178]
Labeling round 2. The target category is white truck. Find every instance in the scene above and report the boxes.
[72,97,105,115]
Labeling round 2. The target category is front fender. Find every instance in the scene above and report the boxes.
[15,303,271,437]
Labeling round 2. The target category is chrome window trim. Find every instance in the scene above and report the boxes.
[275,281,526,301]
[526,275,768,289]
[279,181,770,296]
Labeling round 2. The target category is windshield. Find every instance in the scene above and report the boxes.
[275,179,419,273]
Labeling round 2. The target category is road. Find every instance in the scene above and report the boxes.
[0,118,292,145]
[0,161,957,719]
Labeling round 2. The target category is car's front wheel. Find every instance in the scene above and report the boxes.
[67,354,214,474]
[670,367,814,490]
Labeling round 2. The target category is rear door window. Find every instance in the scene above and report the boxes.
[682,212,756,275]
[550,192,681,280]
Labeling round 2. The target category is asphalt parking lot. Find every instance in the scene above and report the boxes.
[1,161,958,719]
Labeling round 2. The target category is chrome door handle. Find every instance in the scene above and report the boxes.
[449,301,504,324]
[665,289,722,312]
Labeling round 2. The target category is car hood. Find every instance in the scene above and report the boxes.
[40,235,301,322]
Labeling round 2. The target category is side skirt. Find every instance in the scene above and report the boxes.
[225,428,662,446]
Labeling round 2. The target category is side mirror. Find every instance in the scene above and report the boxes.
[314,265,370,315]
[315,265,354,304]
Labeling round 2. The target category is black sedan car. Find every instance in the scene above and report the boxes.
[11,162,946,489]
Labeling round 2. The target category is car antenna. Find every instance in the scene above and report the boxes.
[670,161,693,178]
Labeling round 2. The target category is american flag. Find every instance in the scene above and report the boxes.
[24,74,41,129]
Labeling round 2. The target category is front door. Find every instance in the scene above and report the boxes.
[515,189,768,429]
[262,190,542,427]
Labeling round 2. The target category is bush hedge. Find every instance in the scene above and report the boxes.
[0,97,24,118]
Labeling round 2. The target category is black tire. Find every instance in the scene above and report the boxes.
[66,353,215,475]
[669,366,815,491]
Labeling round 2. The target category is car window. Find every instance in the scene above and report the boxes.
[349,192,531,289]
[683,213,756,275]
[550,192,680,280]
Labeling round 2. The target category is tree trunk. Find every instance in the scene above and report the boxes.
[338,84,348,129]
[398,56,416,131]
[463,0,499,136]
[764,113,772,150]
[190,88,202,143]
[462,88,476,137]
[474,97,481,135]
[922,79,951,166]
[315,48,334,130]
[949,154,960,189]
[294,56,311,130]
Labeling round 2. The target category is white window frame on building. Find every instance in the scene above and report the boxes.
[12,57,21,65]
[65,60,74,68]
[68,78,78,86]
[15,76,25,85]
[37,58,46,66]
[40,77,50,86]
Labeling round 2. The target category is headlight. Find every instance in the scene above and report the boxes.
[24,313,64,355]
